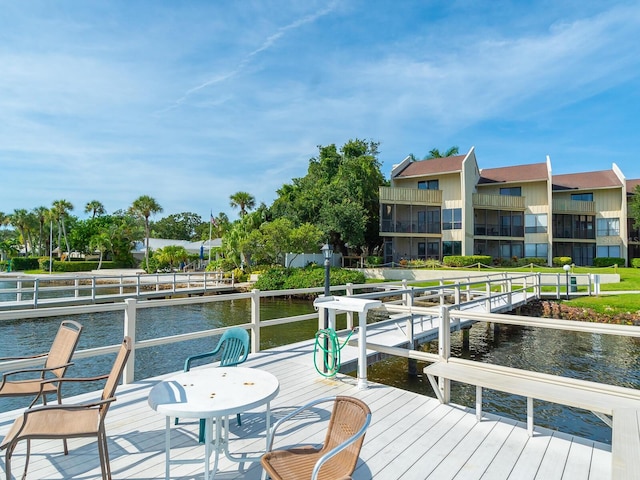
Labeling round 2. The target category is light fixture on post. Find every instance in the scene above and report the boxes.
[321,242,333,372]
[563,264,571,301]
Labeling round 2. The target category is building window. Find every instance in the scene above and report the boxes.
[525,214,548,234]
[553,214,595,239]
[443,208,462,230]
[500,187,521,196]
[596,218,620,237]
[571,192,593,201]
[525,243,548,258]
[442,241,461,256]
[596,245,621,258]
[418,179,439,190]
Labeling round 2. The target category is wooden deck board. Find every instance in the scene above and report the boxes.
[0,346,611,480]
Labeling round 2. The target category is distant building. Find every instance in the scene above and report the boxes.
[380,147,639,266]
[132,238,222,262]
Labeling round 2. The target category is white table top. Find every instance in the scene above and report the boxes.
[148,367,280,419]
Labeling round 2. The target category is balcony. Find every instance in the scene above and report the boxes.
[472,193,525,210]
[552,199,596,214]
[379,186,442,205]
[381,219,441,234]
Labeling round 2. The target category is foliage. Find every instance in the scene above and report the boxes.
[129,195,163,271]
[552,256,572,267]
[38,259,126,272]
[630,185,640,229]
[593,257,625,267]
[229,191,256,218]
[517,257,548,266]
[632,258,640,268]
[10,257,40,271]
[84,200,106,218]
[424,146,459,159]
[271,139,387,256]
[253,265,365,291]
[366,256,383,266]
[442,255,491,267]
[151,212,203,240]
[153,245,189,270]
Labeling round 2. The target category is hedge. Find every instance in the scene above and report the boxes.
[632,258,640,268]
[442,255,492,267]
[593,257,625,267]
[38,259,128,272]
[253,265,365,291]
[552,256,572,267]
[9,257,40,271]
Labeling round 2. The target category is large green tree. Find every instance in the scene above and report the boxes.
[630,185,640,230]
[9,209,31,256]
[271,139,387,255]
[89,232,112,269]
[151,212,203,240]
[129,195,163,270]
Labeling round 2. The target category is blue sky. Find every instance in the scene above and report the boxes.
[1,1,639,221]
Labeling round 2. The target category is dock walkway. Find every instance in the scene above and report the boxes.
[0,337,611,479]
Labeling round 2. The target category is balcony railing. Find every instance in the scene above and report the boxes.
[552,199,596,214]
[379,187,442,204]
[474,224,525,237]
[472,193,526,210]
[381,219,441,234]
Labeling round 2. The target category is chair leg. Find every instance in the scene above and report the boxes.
[98,428,112,480]
[198,418,206,444]
[22,439,31,480]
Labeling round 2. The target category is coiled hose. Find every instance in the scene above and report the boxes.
[313,328,356,377]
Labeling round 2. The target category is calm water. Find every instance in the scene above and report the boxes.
[1,282,638,444]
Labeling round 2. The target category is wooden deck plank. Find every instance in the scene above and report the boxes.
[0,345,611,480]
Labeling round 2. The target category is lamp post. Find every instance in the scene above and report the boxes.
[321,243,332,372]
[563,264,571,300]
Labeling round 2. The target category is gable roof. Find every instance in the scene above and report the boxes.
[393,155,465,178]
[627,179,640,195]
[478,162,548,185]
[552,170,623,191]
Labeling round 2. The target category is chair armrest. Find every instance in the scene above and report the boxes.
[266,396,337,452]
[27,373,110,407]
[311,412,371,480]
[27,396,116,413]
[184,348,221,371]
[2,362,74,381]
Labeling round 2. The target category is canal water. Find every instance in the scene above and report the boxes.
[1,288,638,444]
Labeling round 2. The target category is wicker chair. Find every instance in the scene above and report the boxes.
[261,396,371,480]
[0,336,132,480]
[0,319,83,408]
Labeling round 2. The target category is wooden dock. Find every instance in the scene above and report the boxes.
[0,337,611,479]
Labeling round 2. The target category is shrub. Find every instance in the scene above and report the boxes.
[253,265,365,291]
[38,259,127,272]
[593,257,625,267]
[366,256,383,266]
[552,256,572,267]
[10,257,40,271]
[516,257,548,267]
[632,258,640,268]
[442,255,491,267]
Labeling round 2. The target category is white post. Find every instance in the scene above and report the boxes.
[119,275,124,295]
[507,277,512,309]
[345,283,354,329]
[357,310,368,390]
[17,279,22,302]
[438,305,451,403]
[439,279,445,306]
[91,277,96,302]
[485,281,491,312]
[33,279,39,308]
[250,289,261,353]
[74,277,80,298]
[123,298,137,384]
[466,276,471,301]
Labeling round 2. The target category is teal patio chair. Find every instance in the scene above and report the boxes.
[181,327,250,443]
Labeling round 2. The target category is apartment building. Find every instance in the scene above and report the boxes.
[379,147,639,266]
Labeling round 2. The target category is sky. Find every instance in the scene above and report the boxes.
[1,0,640,221]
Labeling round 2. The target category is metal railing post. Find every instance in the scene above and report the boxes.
[123,298,137,384]
[250,289,261,353]
[438,305,451,403]
[75,277,80,298]
[485,281,491,312]
[33,279,39,308]
[17,279,22,303]
[91,277,96,302]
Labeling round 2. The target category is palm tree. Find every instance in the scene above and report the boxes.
[229,191,256,217]
[424,146,459,159]
[32,206,49,256]
[52,199,74,260]
[84,200,106,219]
[9,209,30,256]
[89,232,112,270]
[129,195,163,270]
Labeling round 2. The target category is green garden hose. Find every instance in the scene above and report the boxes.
[313,328,356,377]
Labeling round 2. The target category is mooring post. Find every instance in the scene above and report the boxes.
[250,288,261,354]
[123,298,137,384]
[438,305,451,403]
[462,326,470,351]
